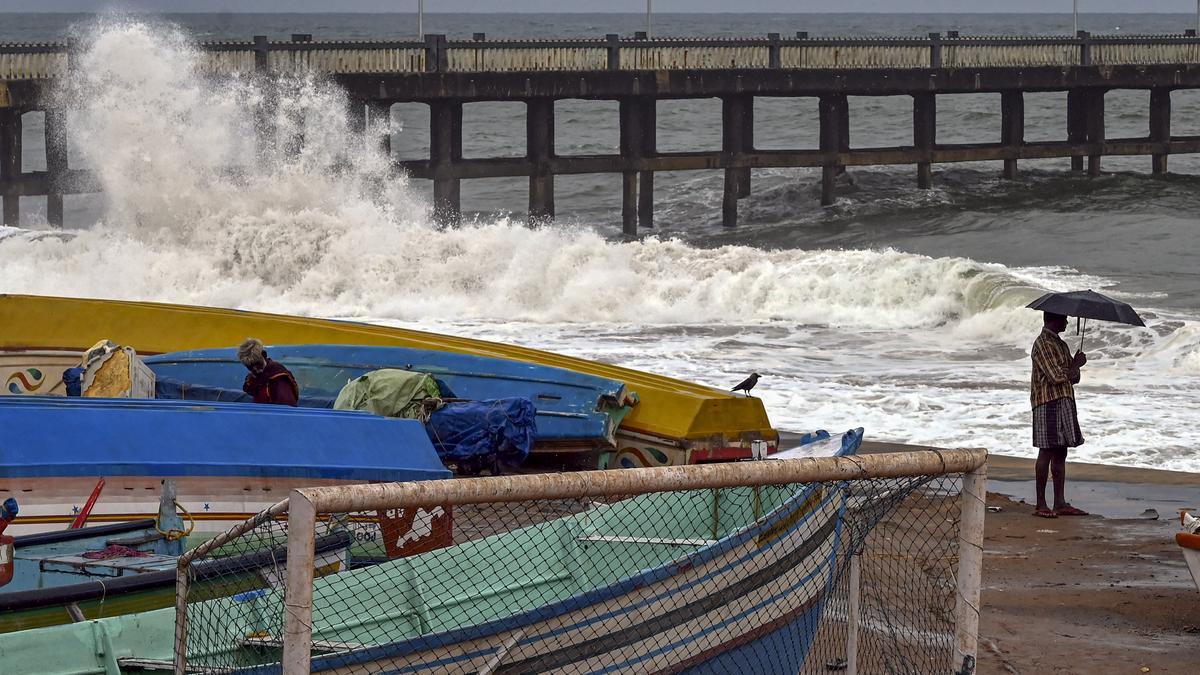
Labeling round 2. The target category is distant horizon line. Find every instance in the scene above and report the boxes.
[0,10,1195,15]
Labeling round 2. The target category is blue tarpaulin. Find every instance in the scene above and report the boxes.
[425,398,536,471]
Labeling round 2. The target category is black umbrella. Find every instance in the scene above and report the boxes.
[1026,289,1146,351]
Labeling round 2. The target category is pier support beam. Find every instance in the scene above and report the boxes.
[619,98,647,237]
[526,98,555,223]
[638,99,656,229]
[819,94,848,206]
[1085,89,1105,177]
[722,95,753,226]
[429,99,463,225]
[0,109,20,227]
[1001,91,1024,180]
[45,109,67,227]
[912,93,936,190]
[1150,88,1171,175]
[1067,89,1086,172]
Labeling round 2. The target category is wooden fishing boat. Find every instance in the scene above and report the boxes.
[144,344,637,459]
[0,396,450,536]
[0,430,862,674]
[0,294,779,467]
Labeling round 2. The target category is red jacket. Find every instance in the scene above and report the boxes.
[242,359,300,406]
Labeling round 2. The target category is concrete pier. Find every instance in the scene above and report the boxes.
[6,31,1200,227]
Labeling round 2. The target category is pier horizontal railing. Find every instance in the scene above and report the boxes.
[173,448,987,675]
[7,32,1200,79]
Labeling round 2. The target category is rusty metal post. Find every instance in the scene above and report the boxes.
[1085,88,1105,177]
[638,98,656,229]
[818,94,844,206]
[44,108,67,227]
[929,32,943,68]
[912,92,936,189]
[281,492,316,675]
[527,97,555,223]
[768,33,782,69]
[1001,90,1024,180]
[952,460,987,673]
[0,108,20,227]
[1067,88,1086,171]
[619,98,642,237]
[173,564,190,675]
[429,99,462,225]
[1150,88,1171,175]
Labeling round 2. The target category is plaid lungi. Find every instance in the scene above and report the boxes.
[1032,397,1084,449]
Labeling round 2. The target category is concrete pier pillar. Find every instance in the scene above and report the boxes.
[1150,88,1171,175]
[44,109,67,227]
[526,98,555,223]
[1067,89,1086,172]
[1085,88,1105,177]
[0,109,21,227]
[429,100,463,225]
[619,98,646,237]
[722,95,753,226]
[637,98,656,229]
[819,94,847,206]
[912,93,936,190]
[1001,90,1024,180]
[836,95,850,175]
[367,102,392,158]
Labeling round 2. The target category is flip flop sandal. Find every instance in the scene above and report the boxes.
[1033,508,1058,518]
[1056,506,1089,516]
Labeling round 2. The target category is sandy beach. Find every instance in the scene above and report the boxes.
[862,442,1200,674]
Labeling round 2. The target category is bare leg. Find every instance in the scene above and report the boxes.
[1051,446,1068,510]
[1034,448,1053,511]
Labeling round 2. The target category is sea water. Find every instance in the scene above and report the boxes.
[1,13,1198,470]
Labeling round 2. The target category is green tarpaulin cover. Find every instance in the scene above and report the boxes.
[333,369,441,419]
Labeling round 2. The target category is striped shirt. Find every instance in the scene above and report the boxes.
[1031,328,1079,409]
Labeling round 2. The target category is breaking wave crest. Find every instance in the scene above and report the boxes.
[1,19,1067,338]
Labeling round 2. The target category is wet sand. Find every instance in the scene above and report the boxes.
[859,441,1200,674]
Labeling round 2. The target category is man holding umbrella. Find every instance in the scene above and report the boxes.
[1026,290,1146,518]
[1029,311,1088,518]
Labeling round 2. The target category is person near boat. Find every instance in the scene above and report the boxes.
[237,338,300,406]
[1030,312,1088,518]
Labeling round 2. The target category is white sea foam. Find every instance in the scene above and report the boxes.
[3,19,1200,471]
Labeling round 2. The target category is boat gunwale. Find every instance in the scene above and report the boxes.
[244,434,860,673]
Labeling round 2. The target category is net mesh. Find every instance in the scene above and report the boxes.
[180,473,967,674]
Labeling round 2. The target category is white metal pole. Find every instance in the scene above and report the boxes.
[1196,0,1198,35]
[647,0,652,38]
[952,461,987,673]
[1073,0,1078,34]
[281,492,317,675]
[846,553,861,675]
[418,0,424,40]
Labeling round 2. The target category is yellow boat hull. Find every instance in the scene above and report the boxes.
[0,295,778,466]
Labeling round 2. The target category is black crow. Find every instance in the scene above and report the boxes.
[731,373,760,397]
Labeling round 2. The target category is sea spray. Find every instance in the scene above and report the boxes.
[3,19,1200,469]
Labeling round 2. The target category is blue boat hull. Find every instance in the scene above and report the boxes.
[145,345,633,450]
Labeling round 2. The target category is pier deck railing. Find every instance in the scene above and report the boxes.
[6,31,1200,79]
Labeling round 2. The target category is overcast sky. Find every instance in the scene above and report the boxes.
[2,2,1196,13]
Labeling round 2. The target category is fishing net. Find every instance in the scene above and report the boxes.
[178,467,974,674]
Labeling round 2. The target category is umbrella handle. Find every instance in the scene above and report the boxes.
[1078,318,1087,353]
